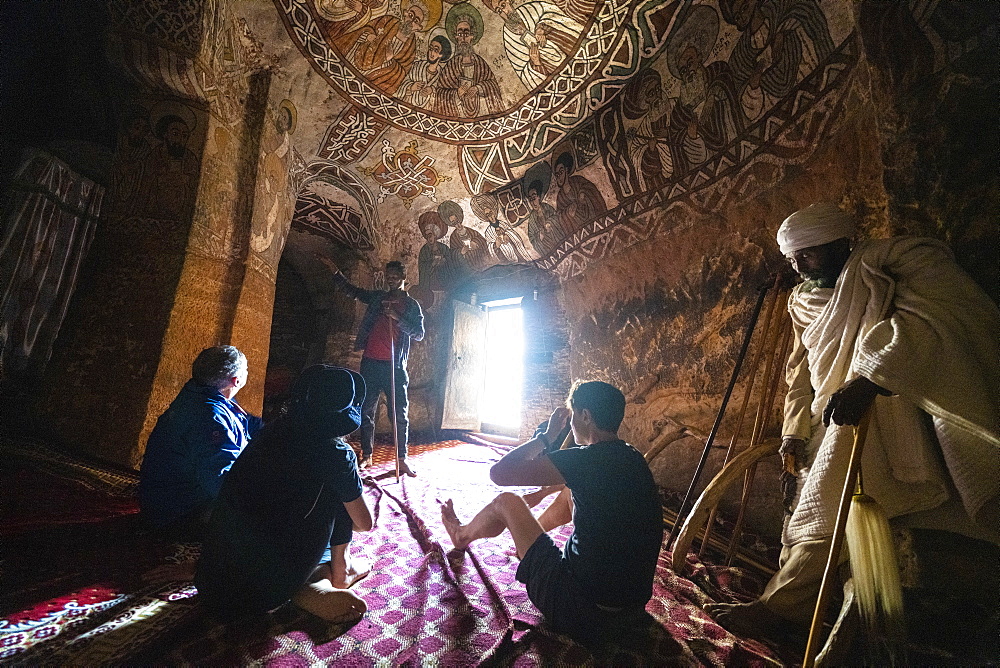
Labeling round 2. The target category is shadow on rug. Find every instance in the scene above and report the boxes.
[2,437,791,666]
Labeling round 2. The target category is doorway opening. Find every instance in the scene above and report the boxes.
[479,296,524,436]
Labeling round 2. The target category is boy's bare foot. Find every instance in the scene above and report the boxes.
[292,581,367,624]
[522,485,564,508]
[358,455,373,470]
[332,557,371,589]
[440,499,469,549]
[399,459,417,477]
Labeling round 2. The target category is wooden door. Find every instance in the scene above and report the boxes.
[441,299,487,430]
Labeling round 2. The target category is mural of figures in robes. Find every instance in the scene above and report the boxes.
[439,200,489,272]
[313,0,441,95]
[487,221,531,264]
[251,99,298,260]
[400,32,452,108]
[620,68,674,193]
[722,0,834,121]
[520,161,564,255]
[552,151,606,236]
[434,4,503,117]
[662,5,745,175]
[109,106,152,217]
[141,103,201,221]
[313,0,385,53]
[484,0,584,90]
[472,193,530,264]
[417,210,460,293]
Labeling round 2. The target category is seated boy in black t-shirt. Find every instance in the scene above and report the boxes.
[441,381,664,646]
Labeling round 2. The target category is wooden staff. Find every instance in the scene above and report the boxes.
[389,326,400,482]
[803,411,873,668]
[698,278,784,555]
[666,280,772,551]
[725,313,792,565]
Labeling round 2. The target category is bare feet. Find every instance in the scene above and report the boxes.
[399,459,417,477]
[358,455,373,470]
[440,499,469,550]
[522,485,564,508]
[332,557,371,589]
[705,601,786,640]
[292,581,367,624]
[142,560,197,584]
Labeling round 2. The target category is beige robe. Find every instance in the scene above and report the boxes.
[782,237,1000,547]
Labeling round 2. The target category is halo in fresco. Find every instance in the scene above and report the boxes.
[273,0,643,143]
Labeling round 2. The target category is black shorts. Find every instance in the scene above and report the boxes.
[515,533,641,646]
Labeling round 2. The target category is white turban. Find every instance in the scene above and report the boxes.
[776,202,856,256]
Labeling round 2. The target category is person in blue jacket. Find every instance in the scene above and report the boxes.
[139,345,262,538]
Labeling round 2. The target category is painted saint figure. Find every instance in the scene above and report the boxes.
[485,0,584,90]
[525,180,563,256]
[141,113,200,221]
[400,34,452,108]
[110,107,152,217]
[434,4,503,118]
[417,211,459,292]
[488,221,531,264]
[621,69,674,193]
[552,152,606,236]
[724,0,835,121]
[355,0,441,95]
[439,200,489,272]
[662,6,745,174]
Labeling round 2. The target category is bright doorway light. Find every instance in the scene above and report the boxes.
[479,297,524,432]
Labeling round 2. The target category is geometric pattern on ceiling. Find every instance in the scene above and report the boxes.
[537,34,860,279]
[274,0,672,145]
[317,106,388,164]
[292,191,376,250]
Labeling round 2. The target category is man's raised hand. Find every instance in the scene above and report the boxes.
[544,406,571,444]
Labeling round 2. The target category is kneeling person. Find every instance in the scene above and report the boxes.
[196,365,374,622]
[441,381,663,646]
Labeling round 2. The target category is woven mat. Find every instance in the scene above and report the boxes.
[2,437,790,666]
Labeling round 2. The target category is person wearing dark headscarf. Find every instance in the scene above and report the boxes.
[195,365,374,623]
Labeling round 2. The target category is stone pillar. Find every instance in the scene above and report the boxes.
[37,0,289,468]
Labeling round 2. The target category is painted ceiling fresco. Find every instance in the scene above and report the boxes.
[267,0,862,282]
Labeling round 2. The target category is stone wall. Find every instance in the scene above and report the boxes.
[554,2,998,541]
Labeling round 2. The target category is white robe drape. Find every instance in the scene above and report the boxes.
[782,237,1000,546]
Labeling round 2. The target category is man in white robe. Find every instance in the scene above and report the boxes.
[708,202,1000,638]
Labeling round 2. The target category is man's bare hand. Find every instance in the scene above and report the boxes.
[544,406,570,444]
[779,436,805,474]
[777,437,804,514]
[822,376,886,426]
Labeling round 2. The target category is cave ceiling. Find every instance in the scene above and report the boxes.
[239,0,862,278]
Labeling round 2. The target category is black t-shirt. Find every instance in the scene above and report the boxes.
[548,440,663,608]
[196,420,363,611]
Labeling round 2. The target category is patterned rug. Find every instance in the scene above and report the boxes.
[2,436,793,666]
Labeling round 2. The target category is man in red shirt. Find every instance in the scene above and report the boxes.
[328,260,425,475]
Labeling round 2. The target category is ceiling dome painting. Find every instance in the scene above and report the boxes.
[275,0,653,146]
[271,0,862,278]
